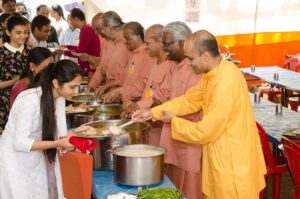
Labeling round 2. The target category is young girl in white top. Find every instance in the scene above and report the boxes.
[0,59,85,199]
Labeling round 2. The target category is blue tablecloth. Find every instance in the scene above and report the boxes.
[92,170,176,199]
[241,66,300,92]
[249,93,300,143]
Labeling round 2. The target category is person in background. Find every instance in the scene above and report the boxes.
[59,14,80,63]
[122,24,177,146]
[0,12,10,46]
[15,2,26,12]
[50,4,68,38]
[0,15,30,132]
[28,15,51,48]
[10,47,54,107]
[59,14,80,46]
[0,60,85,199]
[88,11,132,92]
[0,0,3,13]
[19,11,29,20]
[2,0,15,14]
[36,4,59,46]
[62,8,100,76]
[134,22,203,199]
[103,21,155,104]
[132,30,267,199]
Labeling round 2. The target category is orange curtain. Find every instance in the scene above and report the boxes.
[216,31,300,68]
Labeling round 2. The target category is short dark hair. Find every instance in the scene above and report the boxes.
[195,37,220,57]
[36,4,48,13]
[31,15,50,32]
[3,15,29,43]
[20,47,54,82]
[2,0,16,6]
[124,21,144,41]
[70,8,85,21]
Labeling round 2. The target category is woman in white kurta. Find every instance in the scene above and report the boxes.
[0,59,84,199]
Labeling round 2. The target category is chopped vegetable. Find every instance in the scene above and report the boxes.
[137,187,182,199]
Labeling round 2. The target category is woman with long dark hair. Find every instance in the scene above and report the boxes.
[0,59,84,199]
[10,47,54,107]
[51,4,68,38]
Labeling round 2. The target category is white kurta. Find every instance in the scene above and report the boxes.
[0,87,67,199]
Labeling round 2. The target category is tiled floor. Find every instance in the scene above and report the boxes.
[264,173,295,199]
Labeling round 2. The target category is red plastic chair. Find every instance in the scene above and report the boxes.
[59,151,93,199]
[256,122,288,199]
[282,137,300,199]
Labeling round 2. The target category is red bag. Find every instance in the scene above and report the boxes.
[69,136,97,154]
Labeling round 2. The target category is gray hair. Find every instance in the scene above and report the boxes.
[147,24,164,41]
[101,11,124,30]
[163,21,192,41]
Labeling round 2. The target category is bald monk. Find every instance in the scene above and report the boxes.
[122,24,176,146]
[134,21,203,199]
[103,21,155,104]
[87,11,132,91]
[132,30,267,199]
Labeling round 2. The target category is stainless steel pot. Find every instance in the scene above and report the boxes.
[82,120,150,170]
[68,93,102,106]
[73,104,122,127]
[112,144,166,186]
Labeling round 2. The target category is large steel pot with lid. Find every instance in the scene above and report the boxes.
[112,144,166,186]
[82,120,150,170]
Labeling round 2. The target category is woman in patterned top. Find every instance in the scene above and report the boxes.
[0,15,30,132]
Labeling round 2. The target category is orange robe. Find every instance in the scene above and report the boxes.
[137,60,176,146]
[88,37,114,89]
[159,58,203,199]
[152,58,266,199]
[119,45,156,102]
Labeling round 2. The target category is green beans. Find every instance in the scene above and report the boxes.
[137,187,183,199]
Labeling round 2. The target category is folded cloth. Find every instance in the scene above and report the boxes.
[69,136,97,154]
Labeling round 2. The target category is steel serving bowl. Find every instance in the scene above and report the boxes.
[112,144,166,186]
[73,104,122,127]
[68,93,102,106]
[82,120,150,170]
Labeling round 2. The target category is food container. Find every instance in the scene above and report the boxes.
[81,76,89,85]
[68,93,102,106]
[78,85,90,93]
[105,192,137,199]
[112,144,166,186]
[73,104,122,127]
[82,120,150,170]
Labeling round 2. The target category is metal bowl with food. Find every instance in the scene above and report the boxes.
[68,93,102,106]
[80,120,150,170]
[112,144,166,186]
[73,104,122,127]
[65,104,96,116]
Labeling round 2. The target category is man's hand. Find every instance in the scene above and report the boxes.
[95,85,108,98]
[122,101,139,119]
[131,109,153,122]
[103,89,122,104]
[78,53,90,62]
[157,110,174,123]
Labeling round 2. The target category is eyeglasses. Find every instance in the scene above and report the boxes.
[162,40,180,48]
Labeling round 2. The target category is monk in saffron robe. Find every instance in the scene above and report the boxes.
[133,30,266,199]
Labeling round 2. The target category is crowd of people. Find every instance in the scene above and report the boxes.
[0,1,267,199]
